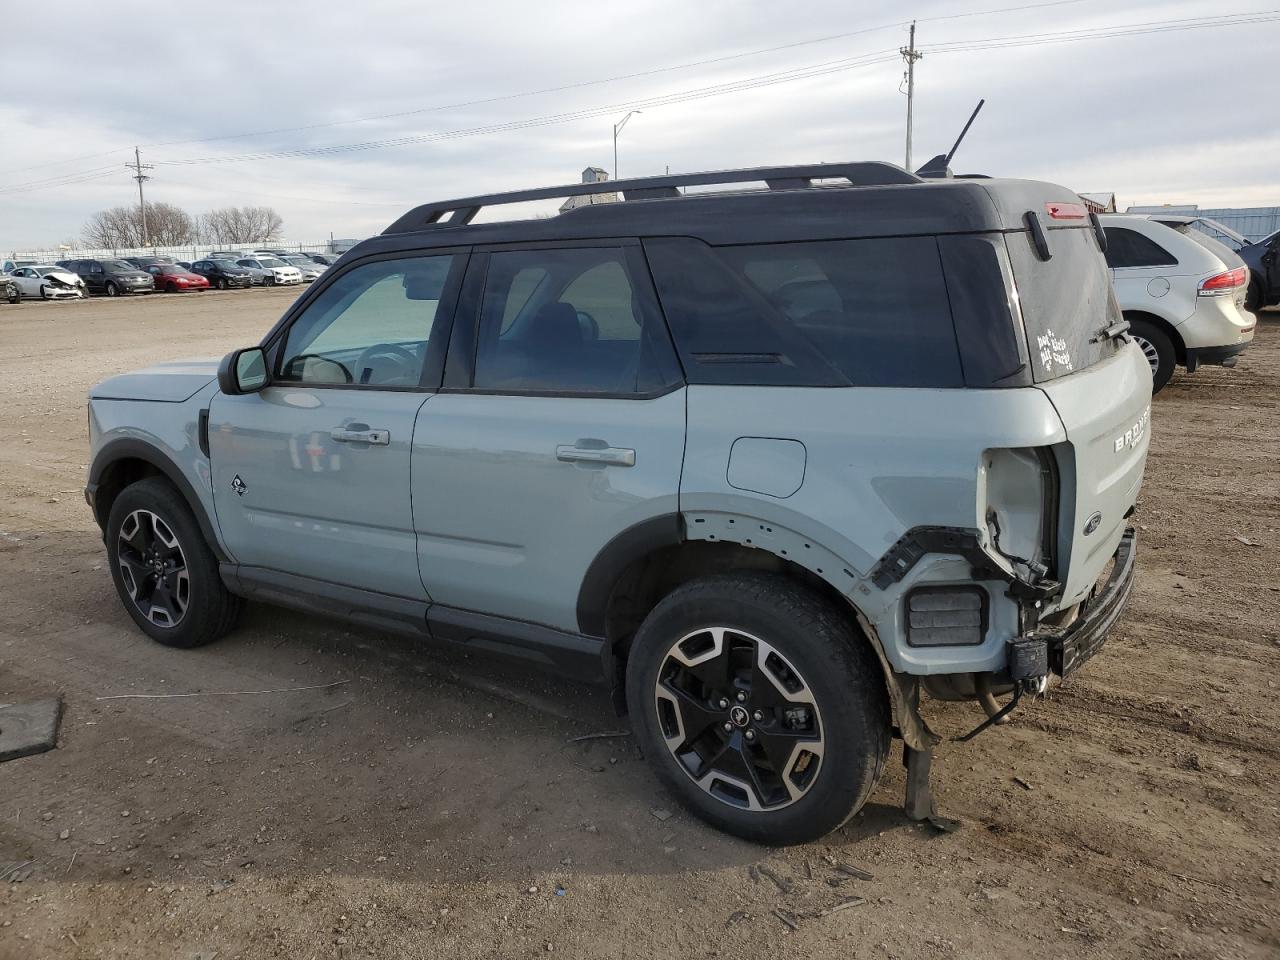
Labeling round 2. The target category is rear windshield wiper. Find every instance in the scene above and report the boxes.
[1091,319,1130,344]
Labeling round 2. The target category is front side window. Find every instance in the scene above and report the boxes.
[277,255,458,388]
[472,247,678,394]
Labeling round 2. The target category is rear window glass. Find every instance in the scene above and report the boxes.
[1007,226,1121,382]
[644,236,963,388]
[1171,225,1243,266]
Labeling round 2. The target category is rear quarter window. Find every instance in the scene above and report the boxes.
[644,236,964,388]
[1007,226,1121,382]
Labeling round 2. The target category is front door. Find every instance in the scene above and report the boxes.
[209,251,466,599]
[411,243,687,634]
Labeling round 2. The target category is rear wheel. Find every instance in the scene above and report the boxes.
[1126,316,1176,393]
[626,573,890,845]
[106,477,241,648]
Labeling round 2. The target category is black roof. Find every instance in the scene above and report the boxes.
[361,161,1078,257]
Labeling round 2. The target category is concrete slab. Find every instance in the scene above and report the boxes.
[0,697,63,762]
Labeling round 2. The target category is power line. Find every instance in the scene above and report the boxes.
[139,0,1097,150]
[4,7,1275,195]
[149,9,1280,169]
[0,0,1097,179]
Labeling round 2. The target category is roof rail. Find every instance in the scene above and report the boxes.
[382,161,921,234]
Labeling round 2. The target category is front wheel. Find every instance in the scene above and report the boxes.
[1126,316,1176,393]
[106,477,241,648]
[216,277,228,290]
[626,573,890,845]
[104,281,119,297]
[40,284,51,300]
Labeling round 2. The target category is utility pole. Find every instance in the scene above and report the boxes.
[900,21,924,171]
[126,147,154,247]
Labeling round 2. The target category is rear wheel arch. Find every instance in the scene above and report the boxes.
[90,440,228,562]
[583,516,892,713]
[1123,309,1186,365]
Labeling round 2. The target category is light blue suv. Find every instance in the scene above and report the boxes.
[86,163,1151,843]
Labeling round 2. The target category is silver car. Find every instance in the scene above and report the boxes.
[8,265,87,300]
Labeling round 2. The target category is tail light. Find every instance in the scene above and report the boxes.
[1045,201,1088,220]
[1198,266,1247,296]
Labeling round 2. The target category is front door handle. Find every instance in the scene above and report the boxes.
[331,427,390,445]
[556,442,636,467]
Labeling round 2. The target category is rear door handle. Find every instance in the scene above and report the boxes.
[331,427,390,445]
[556,443,636,467]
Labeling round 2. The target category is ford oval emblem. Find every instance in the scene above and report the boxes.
[1083,511,1103,536]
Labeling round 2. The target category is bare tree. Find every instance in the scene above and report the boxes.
[82,202,195,248]
[197,206,284,244]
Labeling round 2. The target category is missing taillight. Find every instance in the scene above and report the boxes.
[1198,266,1248,296]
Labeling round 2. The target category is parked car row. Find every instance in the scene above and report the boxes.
[0,249,342,300]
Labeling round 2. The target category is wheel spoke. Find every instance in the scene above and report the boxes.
[752,725,818,777]
[116,508,188,629]
[657,678,724,746]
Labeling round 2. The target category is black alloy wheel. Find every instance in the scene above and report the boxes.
[115,508,191,629]
[653,625,825,812]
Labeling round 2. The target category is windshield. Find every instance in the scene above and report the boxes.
[35,266,65,275]
[104,260,135,271]
[1171,225,1244,266]
[258,257,287,267]
[211,259,240,269]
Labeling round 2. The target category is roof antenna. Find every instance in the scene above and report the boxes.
[915,98,985,179]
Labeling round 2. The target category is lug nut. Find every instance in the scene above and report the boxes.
[722,721,733,732]
[717,698,729,710]
[744,730,756,742]
[735,691,747,703]
[752,710,763,722]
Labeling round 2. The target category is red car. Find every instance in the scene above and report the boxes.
[146,264,211,293]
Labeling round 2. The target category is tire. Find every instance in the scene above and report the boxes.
[1245,280,1262,313]
[104,281,119,297]
[1126,316,1176,393]
[105,477,241,648]
[40,284,50,301]
[625,573,890,845]
[166,282,178,294]
[216,277,228,290]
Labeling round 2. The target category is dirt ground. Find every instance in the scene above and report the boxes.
[0,290,1277,960]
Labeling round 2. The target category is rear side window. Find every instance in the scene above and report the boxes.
[1171,225,1242,266]
[1102,227,1177,268]
[472,247,680,395]
[644,236,963,388]
[1007,227,1121,382]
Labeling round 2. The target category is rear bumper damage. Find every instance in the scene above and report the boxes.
[1041,527,1136,676]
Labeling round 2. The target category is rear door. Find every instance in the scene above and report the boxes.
[410,241,686,634]
[1006,223,1151,607]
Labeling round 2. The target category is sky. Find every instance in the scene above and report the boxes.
[1,0,1277,252]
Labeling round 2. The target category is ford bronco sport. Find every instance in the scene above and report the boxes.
[86,162,1151,844]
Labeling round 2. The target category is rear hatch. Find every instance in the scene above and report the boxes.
[1002,204,1152,607]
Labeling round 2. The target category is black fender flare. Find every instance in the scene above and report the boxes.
[87,437,229,562]
[575,514,684,639]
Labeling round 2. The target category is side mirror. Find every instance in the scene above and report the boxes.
[218,347,269,395]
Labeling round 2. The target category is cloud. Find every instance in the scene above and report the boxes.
[0,0,1276,250]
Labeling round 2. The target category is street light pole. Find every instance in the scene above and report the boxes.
[612,110,641,181]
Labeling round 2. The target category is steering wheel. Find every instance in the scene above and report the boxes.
[285,353,353,383]
[354,342,420,385]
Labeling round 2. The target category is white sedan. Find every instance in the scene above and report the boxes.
[9,265,87,300]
